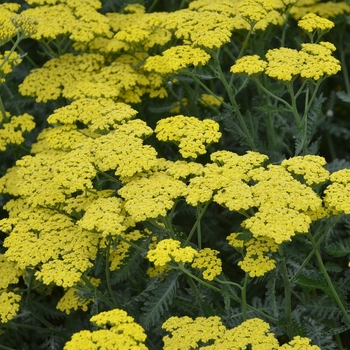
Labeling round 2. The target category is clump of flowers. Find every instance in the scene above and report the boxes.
[64,309,147,349]
[147,239,198,267]
[155,115,221,158]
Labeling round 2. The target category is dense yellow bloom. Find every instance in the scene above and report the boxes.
[143,45,211,75]
[21,1,110,42]
[164,9,235,49]
[0,112,35,151]
[290,1,350,19]
[186,151,267,207]
[191,248,222,280]
[10,14,38,37]
[265,42,340,81]
[64,309,147,349]
[298,12,334,32]
[162,315,226,349]
[19,53,106,102]
[163,316,320,349]
[77,197,132,238]
[147,239,198,266]
[155,115,221,159]
[119,172,186,221]
[89,120,158,178]
[281,155,330,186]
[239,237,278,277]
[56,277,100,314]
[231,54,268,75]
[2,208,99,287]
[300,41,341,80]
[324,169,350,214]
[0,3,20,45]
[0,291,21,323]
[0,254,23,289]
[48,98,138,132]
[106,10,172,52]
[0,51,22,83]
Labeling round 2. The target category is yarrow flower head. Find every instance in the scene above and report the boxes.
[143,45,211,75]
[147,239,198,267]
[191,248,222,280]
[298,12,334,33]
[230,54,268,75]
[155,115,221,159]
[324,169,350,215]
[64,309,147,349]
[0,291,21,323]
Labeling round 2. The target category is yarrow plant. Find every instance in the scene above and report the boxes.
[1,0,350,349]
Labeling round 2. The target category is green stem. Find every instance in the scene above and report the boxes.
[175,264,279,323]
[185,201,211,246]
[81,275,115,309]
[237,25,254,59]
[184,273,206,315]
[0,94,8,122]
[242,273,249,321]
[105,237,120,308]
[308,231,350,324]
[279,246,293,339]
[212,51,256,149]
[290,216,340,284]
[254,78,292,111]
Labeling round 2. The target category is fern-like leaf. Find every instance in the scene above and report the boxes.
[140,270,179,330]
[325,238,350,257]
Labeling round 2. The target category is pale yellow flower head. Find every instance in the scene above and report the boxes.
[230,54,268,75]
[298,12,334,33]
[147,239,198,267]
[143,45,211,75]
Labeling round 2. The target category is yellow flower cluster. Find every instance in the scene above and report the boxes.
[232,41,341,82]
[290,0,350,19]
[147,239,198,267]
[0,3,20,45]
[64,309,147,349]
[186,151,267,207]
[21,0,110,42]
[237,236,278,277]
[324,169,350,215]
[0,254,23,289]
[0,112,35,151]
[119,172,187,222]
[162,316,320,349]
[0,51,22,83]
[56,277,100,315]
[19,52,166,103]
[298,12,334,33]
[0,291,21,323]
[231,54,268,76]
[143,45,211,75]
[77,197,133,238]
[155,115,221,159]
[1,208,99,288]
[48,98,138,133]
[191,248,222,280]
[10,13,38,37]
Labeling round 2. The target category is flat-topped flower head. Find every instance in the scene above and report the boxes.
[143,45,211,75]
[155,115,221,159]
[147,239,198,267]
[298,12,334,33]
[64,309,147,349]
[230,55,268,75]
[191,248,222,280]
